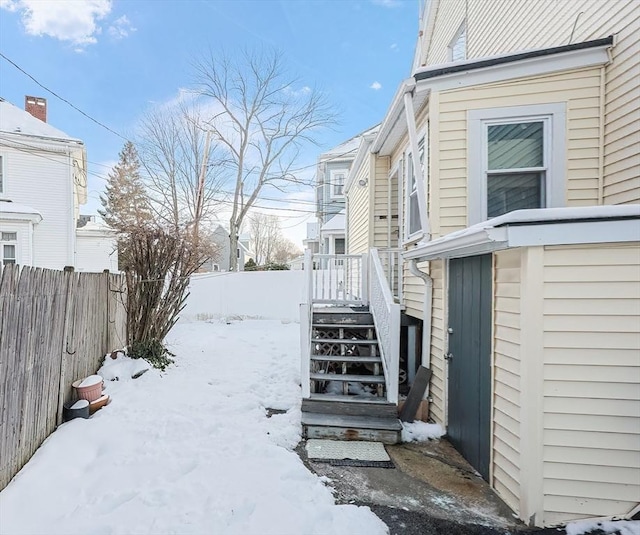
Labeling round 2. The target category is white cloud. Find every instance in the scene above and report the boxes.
[390,43,398,50]
[1,0,112,46]
[370,81,382,90]
[371,0,402,7]
[108,14,136,39]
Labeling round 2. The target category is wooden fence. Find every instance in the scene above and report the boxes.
[0,264,126,490]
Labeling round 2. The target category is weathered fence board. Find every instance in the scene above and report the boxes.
[0,264,126,491]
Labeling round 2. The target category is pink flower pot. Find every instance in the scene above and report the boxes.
[72,375,104,402]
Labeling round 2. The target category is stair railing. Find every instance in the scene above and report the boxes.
[377,247,403,301]
[369,248,401,404]
[308,252,368,305]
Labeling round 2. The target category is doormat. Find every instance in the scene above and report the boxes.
[306,439,393,468]
[321,459,395,469]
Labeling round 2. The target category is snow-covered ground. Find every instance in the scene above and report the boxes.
[0,319,387,535]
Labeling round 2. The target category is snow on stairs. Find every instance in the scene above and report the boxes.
[302,306,402,445]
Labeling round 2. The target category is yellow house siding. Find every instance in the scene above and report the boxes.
[540,243,640,525]
[346,156,371,254]
[425,0,466,66]
[402,265,424,320]
[372,156,392,249]
[436,68,603,235]
[429,259,446,426]
[493,249,522,514]
[603,10,640,204]
[423,0,635,67]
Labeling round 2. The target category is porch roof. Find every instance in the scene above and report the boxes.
[403,206,640,261]
[0,200,43,223]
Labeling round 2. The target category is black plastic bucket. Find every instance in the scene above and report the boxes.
[63,399,90,421]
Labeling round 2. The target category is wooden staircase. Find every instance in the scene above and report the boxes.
[301,306,402,444]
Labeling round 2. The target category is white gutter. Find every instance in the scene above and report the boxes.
[371,78,414,154]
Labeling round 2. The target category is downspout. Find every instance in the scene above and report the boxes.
[409,259,433,374]
[597,63,605,205]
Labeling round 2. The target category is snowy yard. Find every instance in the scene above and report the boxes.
[0,319,387,535]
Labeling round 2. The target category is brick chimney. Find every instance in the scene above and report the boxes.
[25,96,47,122]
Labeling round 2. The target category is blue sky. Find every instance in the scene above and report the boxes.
[0,0,421,244]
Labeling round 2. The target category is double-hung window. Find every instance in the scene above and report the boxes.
[331,171,345,198]
[1,232,17,265]
[468,104,566,224]
[486,120,546,218]
[406,136,426,239]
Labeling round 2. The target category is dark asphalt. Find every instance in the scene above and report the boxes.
[367,504,567,535]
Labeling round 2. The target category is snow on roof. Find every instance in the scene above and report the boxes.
[320,125,380,159]
[0,200,43,219]
[76,220,115,236]
[404,205,640,261]
[320,210,346,233]
[0,98,81,142]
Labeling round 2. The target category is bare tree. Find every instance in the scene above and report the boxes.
[249,212,281,265]
[137,101,225,231]
[193,48,335,270]
[272,237,301,265]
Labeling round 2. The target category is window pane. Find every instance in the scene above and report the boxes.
[451,26,467,61]
[409,193,421,235]
[488,122,543,170]
[1,232,17,241]
[487,172,543,218]
[334,238,345,254]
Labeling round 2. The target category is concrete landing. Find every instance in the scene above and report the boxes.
[298,438,558,534]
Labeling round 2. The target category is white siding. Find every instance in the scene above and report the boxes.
[0,144,75,269]
[75,233,118,272]
[493,249,522,514]
[540,243,640,525]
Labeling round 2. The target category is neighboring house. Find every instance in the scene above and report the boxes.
[0,96,115,272]
[288,254,304,270]
[301,0,639,528]
[309,126,379,255]
[75,216,118,272]
[203,225,251,271]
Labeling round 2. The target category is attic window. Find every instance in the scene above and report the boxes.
[449,22,467,62]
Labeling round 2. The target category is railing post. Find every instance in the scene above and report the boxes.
[304,249,313,304]
[361,252,369,305]
[389,303,401,404]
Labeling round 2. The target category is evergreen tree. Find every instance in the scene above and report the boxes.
[99,141,152,232]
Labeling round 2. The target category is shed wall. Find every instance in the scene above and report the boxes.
[540,242,640,525]
[492,248,522,514]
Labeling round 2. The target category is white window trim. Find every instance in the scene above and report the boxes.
[1,231,18,265]
[404,130,427,243]
[330,169,346,199]
[448,21,467,62]
[468,103,566,226]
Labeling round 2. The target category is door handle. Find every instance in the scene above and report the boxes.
[444,352,453,360]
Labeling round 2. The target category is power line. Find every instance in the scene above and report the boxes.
[0,52,128,141]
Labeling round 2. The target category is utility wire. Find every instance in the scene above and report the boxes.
[0,52,128,141]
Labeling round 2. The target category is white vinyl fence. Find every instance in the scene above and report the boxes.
[183,271,306,322]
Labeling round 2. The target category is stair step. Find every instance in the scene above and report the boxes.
[303,396,398,418]
[311,355,381,363]
[308,393,391,404]
[312,338,378,345]
[311,373,385,384]
[312,323,375,329]
[302,411,402,431]
[302,412,402,443]
[313,308,373,325]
